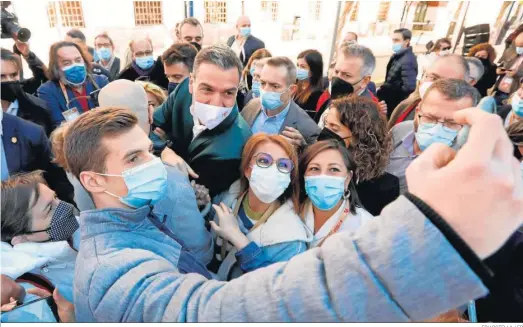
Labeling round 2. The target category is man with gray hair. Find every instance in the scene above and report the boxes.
[241,56,320,146]
[386,78,481,193]
[151,44,252,197]
[389,54,472,129]
[465,57,485,86]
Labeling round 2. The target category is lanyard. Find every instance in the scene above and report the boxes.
[59,81,71,107]
[315,201,351,248]
[59,76,100,111]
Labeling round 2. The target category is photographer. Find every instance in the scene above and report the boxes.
[1,48,52,134]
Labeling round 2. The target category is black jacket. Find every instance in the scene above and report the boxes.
[2,113,75,204]
[355,172,400,216]
[117,56,168,89]
[294,89,323,120]
[474,60,498,97]
[226,35,265,67]
[96,57,121,81]
[378,47,418,116]
[15,93,53,136]
[11,48,48,96]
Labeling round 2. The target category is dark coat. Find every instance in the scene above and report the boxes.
[37,74,109,130]
[241,98,320,146]
[226,35,265,67]
[2,113,75,204]
[294,89,324,120]
[151,78,252,197]
[116,56,168,89]
[474,60,497,97]
[15,92,53,136]
[355,173,400,216]
[11,49,48,96]
[96,57,121,81]
[377,46,418,116]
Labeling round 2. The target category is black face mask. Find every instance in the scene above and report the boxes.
[330,77,354,100]
[190,42,202,52]
[317,127,347,145]
[1,80,25,102]
[478,58,490,67]
[28,201,78,242]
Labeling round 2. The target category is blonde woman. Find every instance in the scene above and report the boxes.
[135,81,167,125]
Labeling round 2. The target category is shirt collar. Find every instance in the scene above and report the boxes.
[6,99,19,115]
[401,130,417,156]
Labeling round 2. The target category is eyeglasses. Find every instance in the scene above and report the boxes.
[96,43,112,48]
[418,111,463,132]
[252,152,294,174]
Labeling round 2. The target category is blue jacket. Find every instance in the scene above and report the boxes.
[37,74,109,129]
[2,113,74,204]
[226,35,265,67]
[74,196,488,322]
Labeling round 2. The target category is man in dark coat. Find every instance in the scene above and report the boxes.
[226,16,265,68]
[151,45,252,197]
[378,28,418,117]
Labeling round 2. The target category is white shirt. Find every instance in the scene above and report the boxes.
[6,99,19,116]
[190,105,207,141]
[230,38,245,59]
[305,200,373,248]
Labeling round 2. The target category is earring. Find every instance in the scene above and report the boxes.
[344,189,351,200]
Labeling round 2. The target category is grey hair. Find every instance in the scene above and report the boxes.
[434,55,471,81]
[465,57,485,82]
[339,44,376,77]
[424,78,481,106]
[193,44,243,79]
[265,56,297,86]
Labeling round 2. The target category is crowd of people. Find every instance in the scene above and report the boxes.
[0,14,522,323]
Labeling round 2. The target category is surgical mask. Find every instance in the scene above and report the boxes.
[193,101,234,130]
[28,201,78,242]
[329,77,354,100]
[240,27,251,37]
[249,67,256,76]
[62,63,87,86]
[97,47,112,61]
[419,81,433,99]
[168,82,179,95]
[96,156,168,208]
[296,68,310,81]
[517,47,523,55]
[392,43,403,53]
[415,122,459,151]
[249,165,291,204]
[251,80,261,97]
[260,87,289,111]
[512,92,523,117]
[135,55,155,70]
[305,175,347,211]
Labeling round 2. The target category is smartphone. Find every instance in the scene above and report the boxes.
[0,295,59,323]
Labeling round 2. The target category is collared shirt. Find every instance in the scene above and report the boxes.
[251,101,291,135]
[190,105,207,141]
[385,130,418,194]
[5,99,19,116]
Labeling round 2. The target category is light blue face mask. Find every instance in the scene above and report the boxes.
[392,43,402,53]
[97,47,113,61]
[240,27,251,37]
[305,175,347,211]
[260,87,290,111]
[62,63,87,85]
[96,156,168,208]
[251,80,261,97]
[135,55,155,70]
[415,122,459,151]
[512,93,523,117]
[296,68,310,81]
[517,47,523,55]
[249,67,256,76]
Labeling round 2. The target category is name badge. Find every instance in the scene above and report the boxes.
[62,108,80,122]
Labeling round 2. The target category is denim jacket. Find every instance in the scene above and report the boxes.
[74,196,487,322]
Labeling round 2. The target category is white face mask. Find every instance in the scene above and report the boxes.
[419,81,433,99]
[192,101,234,130]
[249,164,291,204]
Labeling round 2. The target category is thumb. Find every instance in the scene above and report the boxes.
[53,288,66,305]
[411,143,456,172]
[27,287,52,298]
[186,163,199,179]
[209,221,220,232]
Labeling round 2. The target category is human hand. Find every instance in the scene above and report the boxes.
[153,127,168,142]
[407,108,523,259]
[506,69,516,78]
[148,104,154,124]
[11,231,49,245]
[14,39,30,57]
[1,275,25,307]
[161,147,199,179]
[28,288,75,323]
[191,180,211,208]
[209,203,249,249]
[281,126,306,147]
[378,100,388,116]
[496,67,506,75]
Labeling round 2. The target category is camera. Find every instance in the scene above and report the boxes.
[1,1,31,42]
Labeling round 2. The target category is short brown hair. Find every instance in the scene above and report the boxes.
[265,56,297,86]
[0,48,22,73]
[240,133,299,211]
[1,171,46,242]
[177,18,203,38]
[162,43,198,71]
[431,38,452,52]
[330,96,392,181]
[94,32,114,48]
[47,41,93,81]
[51,107,138,178]
[242,48,272,80]
[468,42,497,64]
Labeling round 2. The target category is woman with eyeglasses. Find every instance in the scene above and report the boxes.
[1,171,79,321]
[417,38,452,81]
[210,133,311,280]
[318,97,399,216]
[298,139,372,248]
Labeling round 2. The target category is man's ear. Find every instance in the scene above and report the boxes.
[469,78,477,86]
[289,84,298,95]
[79,171,107,194]
[189,74,194,95]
